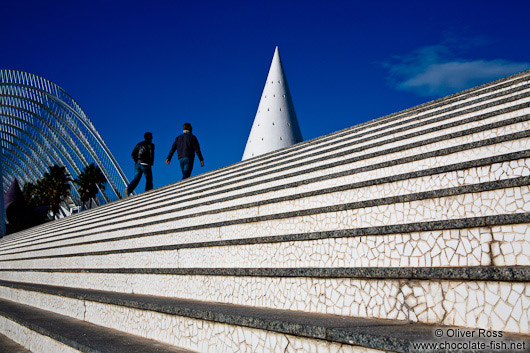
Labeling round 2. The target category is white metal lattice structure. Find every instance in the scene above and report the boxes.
[242,47,303,160]
[0,69,129,206]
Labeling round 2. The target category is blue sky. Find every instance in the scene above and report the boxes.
[2,0,530,191]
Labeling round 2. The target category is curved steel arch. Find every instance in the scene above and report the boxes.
[0,69,129,209]
[2,153,33,188]
[1,105,107,203]
[2,104,91,179]
[1,132,44,182]
[1,112,81,187]
[1,77,127,197]
[0,127,69,192]
[2,94,119,202]
[1,121,58,171]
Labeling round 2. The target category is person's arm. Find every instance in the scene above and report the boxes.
[166,139,177,165]
[150,144,155,166]
[131,144,139,163]
[193,136,204,167]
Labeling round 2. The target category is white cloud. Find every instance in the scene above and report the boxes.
[386,45,530,97]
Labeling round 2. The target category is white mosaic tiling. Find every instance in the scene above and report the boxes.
[5,86,529,242]
[491,224,530,266]
[1,144,529,259]
[2,107,529,248]
[187,107,530,196]
[2,76,530,351]
[0,288,383,353]
[0,316,79,353]
[1,152,527,260]
[0,286,85,319]
[180,78,530,184]
[177,228,493,268]
[0,278,528,335]
[200,98,530,189]
[1,184,528,270]
[219,80,530,184]
[218,186,530,241]
[104,84,528,207]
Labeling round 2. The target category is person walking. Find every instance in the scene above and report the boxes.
[166,123,204,179]
[124,132,154,197]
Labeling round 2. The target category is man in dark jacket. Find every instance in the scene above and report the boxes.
[124,132,154,197]
[166,123,204,179]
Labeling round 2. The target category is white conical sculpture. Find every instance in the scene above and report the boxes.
[242,47,303,160]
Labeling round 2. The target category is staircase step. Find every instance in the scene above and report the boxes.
[0,297,193,353]
[5,82,530,246]
[6,126,530,253]
[1,265,529,332]
[2,137,530,257]
[0,332,32,353]
[1,214,529,271]
[0,281,528,353]
[1,177,529,269]
[4,132,528,250]
[3,70,530,352]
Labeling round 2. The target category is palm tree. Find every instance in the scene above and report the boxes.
[74,163,107,209]
[22,181,43,209]
[38,165,72,217]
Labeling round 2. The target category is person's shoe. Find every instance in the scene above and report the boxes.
[123,188,129,198]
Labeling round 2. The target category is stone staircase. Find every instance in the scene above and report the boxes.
[1,70,530,352]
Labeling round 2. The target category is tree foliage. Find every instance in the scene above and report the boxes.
[22,181,43,209]
[37,165,72,216]
[74,163,107,208]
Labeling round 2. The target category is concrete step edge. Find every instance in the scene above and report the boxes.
[0,282,528,353]
[0,297,194,353]
[0,213,528,263]
[11,91,530,240]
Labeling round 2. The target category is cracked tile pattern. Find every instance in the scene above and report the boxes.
[220,186,530,240]
[0,316,79,353]
[84,301,382,353]
[235,91,530,183]
[179,84,530,186]
[442,281,530,334]
[40,104,530,237]
[0,225,498,269]
[175,228,492,269]
[1,80,530,350]
[3,217,529,271]
[253,119,530,187]
[1,275,529,334]
[491,224,530,266]
[11,131,528,254]
[0,286,85,320]
[222,105,530,187]
[1,140,530,256]
[2,150,528,259]
[2,116,528,251]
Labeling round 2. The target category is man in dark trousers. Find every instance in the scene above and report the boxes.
[166,123,204,179]
[124,132,155,197]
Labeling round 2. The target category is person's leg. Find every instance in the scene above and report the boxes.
[144,165,153,191]
[126,163,143,195]
[188,158,194,176]
[179,157,192,179]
